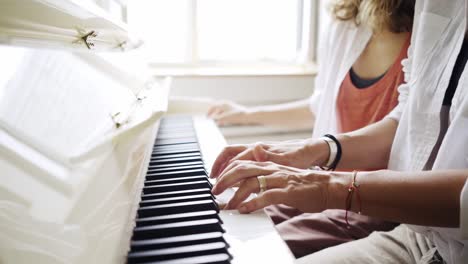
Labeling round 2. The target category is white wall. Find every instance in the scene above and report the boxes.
[168,74,315,105]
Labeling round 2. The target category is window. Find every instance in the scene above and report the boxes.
[196,0,298,62]
[126,0,317,71]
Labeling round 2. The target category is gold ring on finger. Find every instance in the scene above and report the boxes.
[257,175,267,193]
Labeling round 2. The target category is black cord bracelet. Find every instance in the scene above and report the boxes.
[323,134,342,171]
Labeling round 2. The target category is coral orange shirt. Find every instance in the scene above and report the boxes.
[336,36,411,133]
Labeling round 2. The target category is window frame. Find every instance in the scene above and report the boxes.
[98,0,319,76]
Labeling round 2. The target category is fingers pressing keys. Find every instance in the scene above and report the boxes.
[127,116,232,264]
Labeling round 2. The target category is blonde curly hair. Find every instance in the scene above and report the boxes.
[331,0,415,33]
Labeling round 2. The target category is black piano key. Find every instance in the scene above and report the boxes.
[141,188,212,201]
[150,157,202,165]
[152,148,199,155]
[132,218,224,240]
[146,168,207,178]
[136,210,221,227]
[153,146,200,152]
[150,156,203,166]
[151,152,202,160]
[155,138,198,145]
[144,175,209,187]
[139,193,215,207]
[156,254,231,264]
[143,180,212,194]
[151,150,200,157]
[155,138,197,144]
[147,165,205,174]
[156,136,197,142]
[152,148,201,155]
[129,253,231,264]
[127,242,229,263]
[151,149,199,156]
[145,171,209,182]
[153,142,199,149]
[137,200,219,218]
[147,161,204,171]
[131,232,226,251]
[151,149,200,154]
[155,141,198,146]
[152,146,200,152]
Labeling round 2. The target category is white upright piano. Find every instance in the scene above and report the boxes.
[0,1,294,263]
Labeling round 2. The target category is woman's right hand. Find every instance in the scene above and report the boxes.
[211,160,343,213]
[210,139,330,179]
[207,101,253,126]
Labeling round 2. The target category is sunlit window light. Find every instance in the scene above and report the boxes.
[127,0,300,64]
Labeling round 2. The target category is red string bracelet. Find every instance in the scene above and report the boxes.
[345,170,362,229]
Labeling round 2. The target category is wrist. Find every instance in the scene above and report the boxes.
[235,108,263,125]
[243,107,271,124]
[303,138,330,168]
[326,171,352,210]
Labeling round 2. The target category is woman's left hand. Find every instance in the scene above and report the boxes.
[212,160,334,213]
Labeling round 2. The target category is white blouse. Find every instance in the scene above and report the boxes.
[386,1,468,263]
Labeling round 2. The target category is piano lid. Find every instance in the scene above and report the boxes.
[0,0,143,51]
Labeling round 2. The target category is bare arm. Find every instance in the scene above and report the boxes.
[248,99,315,129]
[211,117,397,178]
[208,99,315,129]
[335,117,398,170]
[328,169,468,227]
[303,117,398,171]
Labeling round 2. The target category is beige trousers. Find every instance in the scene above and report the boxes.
[296,225,443,264]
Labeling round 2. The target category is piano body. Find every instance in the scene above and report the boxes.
[0,1,294,263]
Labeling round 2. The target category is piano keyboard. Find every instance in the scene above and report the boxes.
[127,116,232,264]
